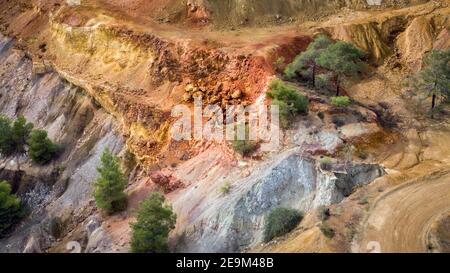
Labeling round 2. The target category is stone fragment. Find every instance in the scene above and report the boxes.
[231,90,242,99]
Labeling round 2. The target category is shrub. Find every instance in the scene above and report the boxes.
[316,73,334,91]
[0,181,23,236]
[355,148,368,160]
[0,116,58,166]
[93,148,128,214]
[319,207,331,221]
[48,217,63,239]
[319,156,333,171]
[56,165,66,176]
[28,129,59,165]
[317,112,325,120]
[330,96,351,107]
[274,56,286,73]
[219,182,232,195]
[267,79,309,115]
[0,116,14,156]
[11,115,34,155]
[263,207,304,242]
[272,99,295,129]
[358,196,369,206]
[319,222,335,238]
[284,63,297,80]
[130,192,177,253]
[231,124,258,156]
[331,116,346,127]
[267,79,309,128]
[0,115,34,157]
[232,139,258,156]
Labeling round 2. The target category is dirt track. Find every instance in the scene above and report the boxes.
[356,169,450,253]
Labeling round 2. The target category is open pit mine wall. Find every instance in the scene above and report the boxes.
[0,33,126,252]
[172,148,385,253]
[159,0,429,28]
[0,31,386,253]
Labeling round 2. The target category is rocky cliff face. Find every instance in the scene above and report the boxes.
[0,33,126,252]
[171,148,384,252]
[200,0,429,28]
[0,31,385,252]
[86,0,428,29]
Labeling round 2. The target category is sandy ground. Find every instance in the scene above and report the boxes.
[356,168,450,253]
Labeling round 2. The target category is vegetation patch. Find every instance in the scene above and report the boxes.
[263,207,304,243]
[404,49,450,119]
[285,36,367,96]
[28,129,59,165]
[331,116,346,127]
[232,139,258,157]
[330,96,352,107]
[231,124,258,156]
[319,206,331,221]
[319,222,335,239]
[93,148,128,215]
[319,156,333,171]
[267,79,309,128]
[130,192,176,253]
[0,115,58,167]
[219,182,232,195]
[0,181,23,237]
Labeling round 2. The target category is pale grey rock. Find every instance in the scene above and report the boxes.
[23,236,42,253]
[174,148,384,252]
[85,227,108,253]
[66,0,81,6]
[85,216,101,238]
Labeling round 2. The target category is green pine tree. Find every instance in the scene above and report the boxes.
[317,41,367,96]
[285,35,333,87]
[0,181,23,236]
[405,49,450,118]
[0,115,34,158]
[28,129,59,165]
[130,192,177,253]
[0,116,14,157]
[93,148,128,214]
[11,115,34,155]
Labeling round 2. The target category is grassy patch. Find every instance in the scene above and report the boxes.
[319,222,335,239]
[330,96,351,107]
[264,207,304,243]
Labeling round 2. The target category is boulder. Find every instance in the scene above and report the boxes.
[23,235,41,253]
[85,216,101,238]
[231,90,242,99]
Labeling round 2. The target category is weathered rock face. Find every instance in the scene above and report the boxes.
[181,0,428,28]
[323,1,449,66]
[332,21,391,64]
[395,8,450,72]
[172,148,384,253]
[0,26,386,252]
[0,33,125,253]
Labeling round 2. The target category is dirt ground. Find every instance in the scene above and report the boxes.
[356,169,450,253]
[431,213,450,252]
